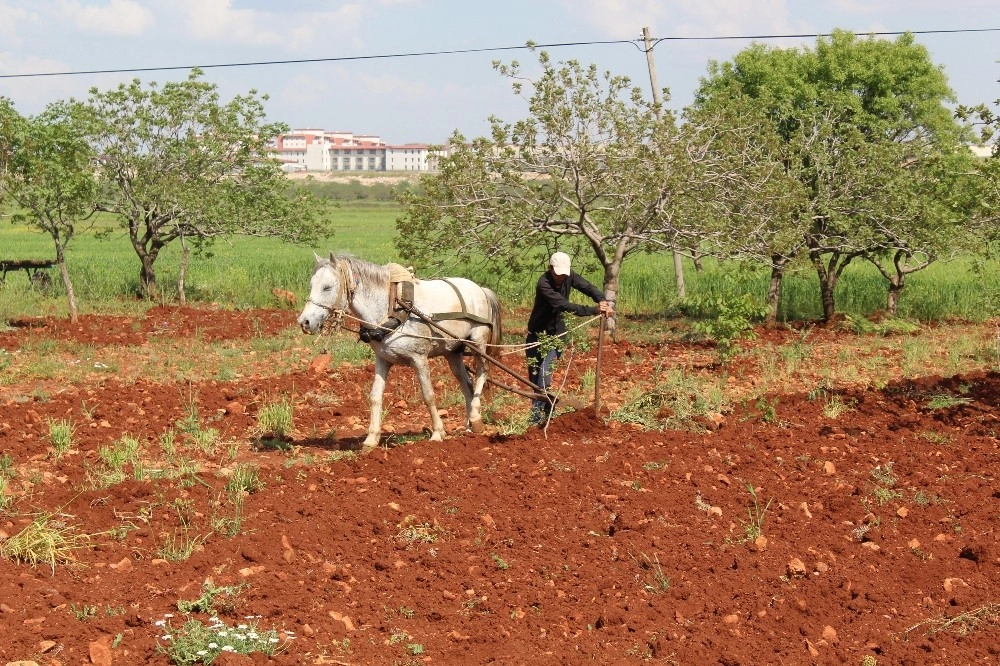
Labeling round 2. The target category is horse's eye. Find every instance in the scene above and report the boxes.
[323,286,332,292]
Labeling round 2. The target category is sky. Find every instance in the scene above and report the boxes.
[1,0,998,145]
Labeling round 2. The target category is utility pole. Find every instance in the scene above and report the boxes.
[642,26,686,299]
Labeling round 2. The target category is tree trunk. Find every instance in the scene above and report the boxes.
[886,276,903,315]
[810,251,839,323]
[139,253,159,299]
[177,233,189,305]
[602,261,622,340]
[54,244,78,324]
[672,249,686,299]
[765,258,786,328]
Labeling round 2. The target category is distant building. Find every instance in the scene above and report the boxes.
[268,130,446,172]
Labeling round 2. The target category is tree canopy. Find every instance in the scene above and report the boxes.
[0,100,98,321]
[396,48,764,327]
[692,30,975,321]
[79,69,330,297]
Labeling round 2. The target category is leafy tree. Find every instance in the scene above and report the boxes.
[694,30,971,321]
[80,69,330,299]
[957,91,1000,245]
[396,49,758,329]
[0,100,98,322]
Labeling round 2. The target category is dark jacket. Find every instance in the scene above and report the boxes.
[527,271,605,335]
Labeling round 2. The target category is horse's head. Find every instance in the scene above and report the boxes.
[297,253,349,334]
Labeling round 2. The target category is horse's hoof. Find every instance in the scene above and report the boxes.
[429,432,444,442]
[360,444,376,455]
[469,419,485,434]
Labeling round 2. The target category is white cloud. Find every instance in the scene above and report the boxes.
[170,0,368,51]
[57,0,153,37]
[0,1,36,48]
[561,0,797,39]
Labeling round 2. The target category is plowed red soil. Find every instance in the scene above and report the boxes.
[1,307,999,666]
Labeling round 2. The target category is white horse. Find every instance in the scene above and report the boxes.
[297,253,503,452]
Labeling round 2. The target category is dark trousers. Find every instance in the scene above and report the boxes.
[525,332,560,421]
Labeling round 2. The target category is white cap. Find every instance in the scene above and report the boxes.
[550,251,571,276]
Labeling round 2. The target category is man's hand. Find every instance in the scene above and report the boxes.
[598,300,614,316]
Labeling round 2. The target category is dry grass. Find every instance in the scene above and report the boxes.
[0,513,91,574]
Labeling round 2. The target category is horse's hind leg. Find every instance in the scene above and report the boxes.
[446,350,480,433]
[363,357,391,452]
[413,357,447,442]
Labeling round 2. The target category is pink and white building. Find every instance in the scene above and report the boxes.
[268,130,444,172]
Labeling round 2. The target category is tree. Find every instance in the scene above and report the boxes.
[957,91,1000,246]
[694,30,970,322]
[0,100,98,322]
[397,49,762,331]
[80,69,330,298]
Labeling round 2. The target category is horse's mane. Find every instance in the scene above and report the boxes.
[321,253,390,286]
[323,253,413,285]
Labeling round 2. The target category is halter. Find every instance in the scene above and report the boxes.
[306,260,355,315]
[306,260,402,341]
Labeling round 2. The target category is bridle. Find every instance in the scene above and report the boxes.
[305,260,355,316]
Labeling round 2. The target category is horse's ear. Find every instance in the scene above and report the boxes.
[329,251,337,262]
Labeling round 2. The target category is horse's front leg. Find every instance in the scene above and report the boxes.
[413,357,446,442]
[363,357,391,452]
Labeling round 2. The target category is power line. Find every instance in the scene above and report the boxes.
[1,28,998,80]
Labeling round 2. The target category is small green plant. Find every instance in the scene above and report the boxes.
[873,486,904,506]
[861,655,878,666]
[610,367,725,432]
[70,603,98,621]
[158,528,206,562]
[926,394,972,410]
[177,579,246,615]
[738,482,772,543]
[100,434,141,470]
[192,427,220,454]
[491,553,509,570]
[389,630,411,645]
[683,289,767,361]
[755,396,778,423]
[211,492,246,538]
[633,552,670,593]
[48,418,75,458]
[226,463,264,494]
[156,614,288,664]
[257,396,294,437]
[870,462,897,487]
[0,453,14,478]
[160,429,177,457]
[920,430,953,444]
[822,394,855,419]
[395,516,442,545]
[902,602,1000,639]
[0,476,12,514]
[176,391,203,436]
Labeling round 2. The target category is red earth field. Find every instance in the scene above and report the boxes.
[1,306,999,665]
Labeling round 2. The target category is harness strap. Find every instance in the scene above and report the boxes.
[431,278,494,326]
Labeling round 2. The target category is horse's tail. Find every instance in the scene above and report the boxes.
[484,288,503,350]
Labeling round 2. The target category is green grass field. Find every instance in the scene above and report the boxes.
[2,203,1000,323]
